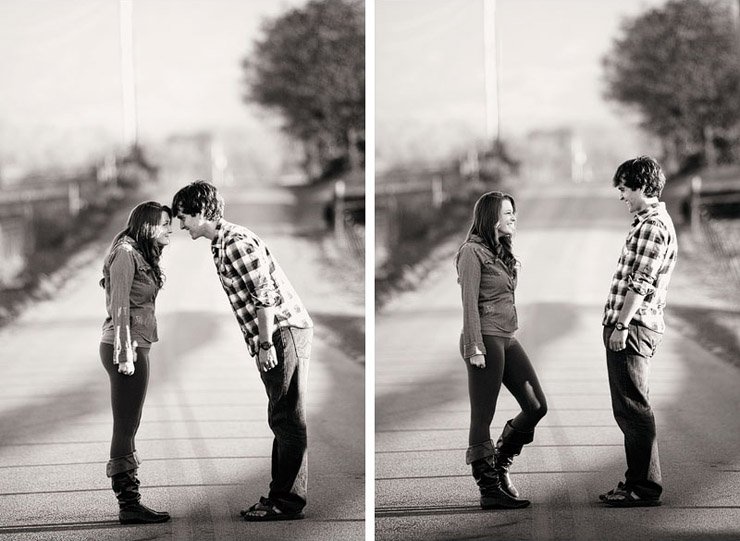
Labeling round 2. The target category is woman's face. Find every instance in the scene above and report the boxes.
[496,199,516,237]
[154,211,173,247]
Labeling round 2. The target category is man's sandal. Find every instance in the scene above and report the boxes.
[240,497,305,522]
[598,481,625,502]
[603,486,662,508]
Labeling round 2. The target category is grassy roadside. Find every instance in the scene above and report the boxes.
[0,189,151,328]
[375,193,476,310]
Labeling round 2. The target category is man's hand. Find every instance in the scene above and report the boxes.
[608,328,628,352]
[257,346,278,372]
[469,354,486,368]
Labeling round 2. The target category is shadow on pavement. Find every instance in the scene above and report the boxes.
[0,311,219,448]
[668,305,740,369]
[377,301,579,427]
[311,311,365,365]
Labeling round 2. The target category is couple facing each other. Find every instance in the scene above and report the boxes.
[456,155,677,509]
[99,181,311,524]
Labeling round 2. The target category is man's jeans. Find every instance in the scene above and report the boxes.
[603,324,663,500]
[260,326,312,513]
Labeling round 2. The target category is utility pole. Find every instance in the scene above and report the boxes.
[119,0,137,148]
[483,0,500,143]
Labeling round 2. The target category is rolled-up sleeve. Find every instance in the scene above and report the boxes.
[627,220,669,297]
[458,246,486,358]
[226,238,281,308]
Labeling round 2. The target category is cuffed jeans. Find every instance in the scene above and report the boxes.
[260,326,312,514]
[603,324,663,500]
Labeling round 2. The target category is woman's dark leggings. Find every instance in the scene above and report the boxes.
[464,335,548,446]
[100,343,150,459]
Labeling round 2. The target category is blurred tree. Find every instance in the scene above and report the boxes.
[242,0,365,180]
[603,0,740,171]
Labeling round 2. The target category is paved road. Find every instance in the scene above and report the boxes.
[0,184,364,540]
[375,183,740,541]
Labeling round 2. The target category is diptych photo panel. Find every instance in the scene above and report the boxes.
[374,0,740,540]
[2,0,740,540]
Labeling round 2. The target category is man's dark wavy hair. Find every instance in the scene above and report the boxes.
[612,156,666,197]
[171,180,224,220]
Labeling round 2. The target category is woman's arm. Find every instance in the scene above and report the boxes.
[108,247,137,372]
[458,246,486,361]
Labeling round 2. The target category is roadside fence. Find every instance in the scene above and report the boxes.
[688,175,740,288]
[0,181,84,288]
[375,168,462,275]
[332,179,365,265]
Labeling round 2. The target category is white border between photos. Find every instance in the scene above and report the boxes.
[365,1,376,540]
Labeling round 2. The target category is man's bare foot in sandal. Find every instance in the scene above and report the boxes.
[603,486,662,508]
[240,497,305,521]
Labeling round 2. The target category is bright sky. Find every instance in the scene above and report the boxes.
[0,0,308,170]
[1,0,675,172]
[376,0,669,166]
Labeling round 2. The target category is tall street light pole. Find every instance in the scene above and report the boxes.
[483,0,500,144]
[119,0,137,148]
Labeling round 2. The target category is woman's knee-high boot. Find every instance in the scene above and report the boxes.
[494,420,535,499]
[467,441,530,509]
[107,453,170,524]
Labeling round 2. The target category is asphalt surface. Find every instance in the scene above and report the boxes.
[0,184,364,540]
[375,182,740,541]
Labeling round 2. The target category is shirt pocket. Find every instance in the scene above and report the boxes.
[479,301,496,315]
[131,308,156,341]
[218,264,240,290]
[481,258,501,275]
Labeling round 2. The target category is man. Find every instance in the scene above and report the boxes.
[599,156,677,508]
[172,180,313,521]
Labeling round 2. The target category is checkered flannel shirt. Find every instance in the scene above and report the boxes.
[211,219,313,356]
[603,202,677,333]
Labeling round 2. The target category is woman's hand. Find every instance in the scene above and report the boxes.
[118,360,135,376]
[469,354,486,368]
[117,340,137,375]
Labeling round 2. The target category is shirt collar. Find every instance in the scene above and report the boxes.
[210,218,227,255]
[631,201,663,227]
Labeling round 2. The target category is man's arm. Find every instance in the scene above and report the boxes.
[608,290,644,351]
[609,218,668,351]
[256,306,278,372]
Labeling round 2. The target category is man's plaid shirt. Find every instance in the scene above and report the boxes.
[603,202,677,333]
[211,219,313,356]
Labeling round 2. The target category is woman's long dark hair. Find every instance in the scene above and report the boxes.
[455,191,519,275]
[100,201,172,289]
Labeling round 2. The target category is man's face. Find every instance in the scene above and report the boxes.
[177,211,208,240]
[616,180,647,214]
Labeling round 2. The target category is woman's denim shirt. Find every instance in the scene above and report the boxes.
[456,236,518,358]
[101,237,160,363]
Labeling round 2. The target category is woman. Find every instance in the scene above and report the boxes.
[455,191,547,510]
[99,201,172,524]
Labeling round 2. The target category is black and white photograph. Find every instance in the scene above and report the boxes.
[374,0,740,540]
[3,0,740,540]
[0,1,364,540]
